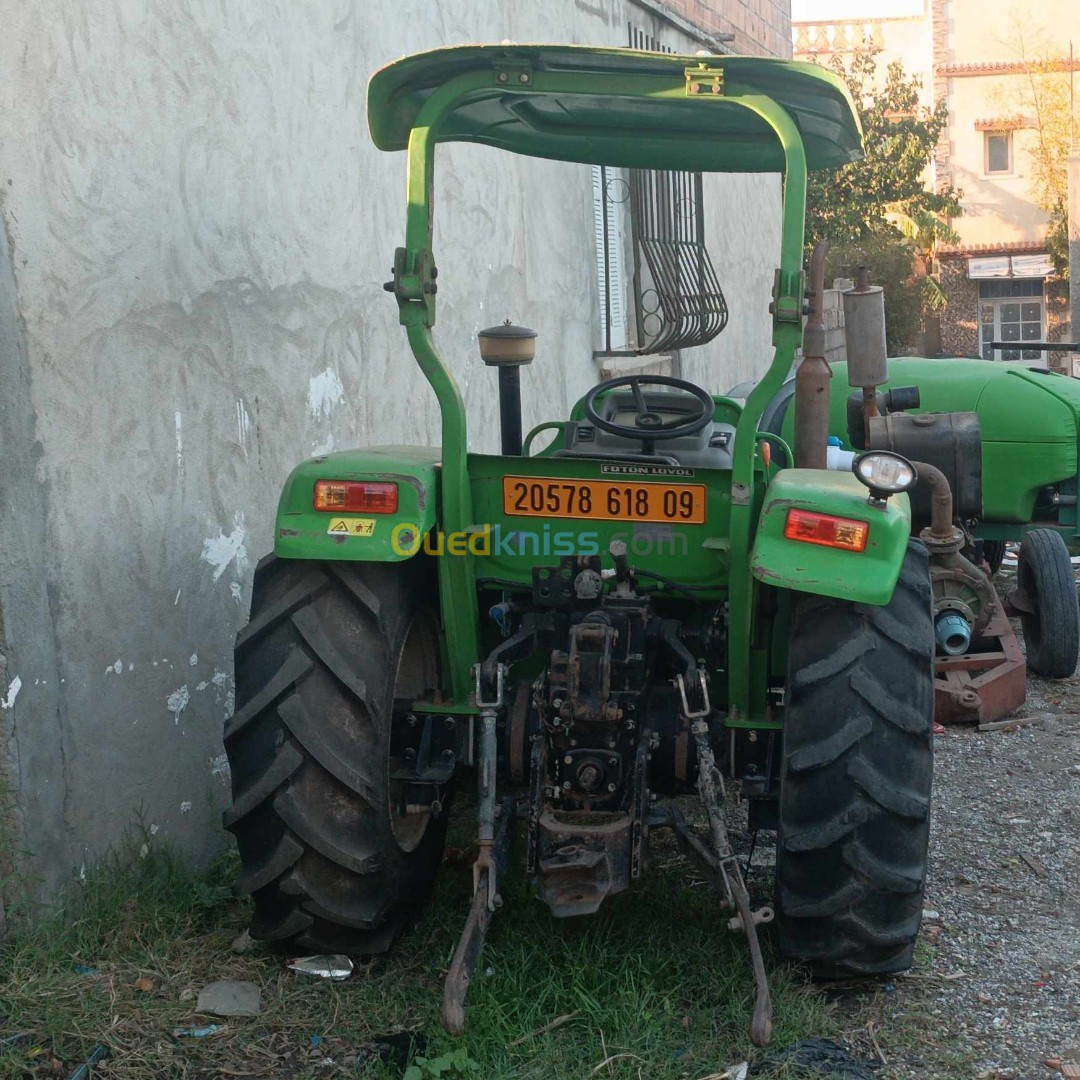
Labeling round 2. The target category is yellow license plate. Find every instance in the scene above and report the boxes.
[502,476,706,524]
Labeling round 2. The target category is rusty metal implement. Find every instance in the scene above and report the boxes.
[442,797,517,1035]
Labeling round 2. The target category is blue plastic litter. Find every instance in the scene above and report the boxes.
[67,1043,108,1080]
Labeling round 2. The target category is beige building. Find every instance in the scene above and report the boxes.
[794,1,1080,367]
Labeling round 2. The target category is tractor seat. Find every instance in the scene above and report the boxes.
[557,388,737,469]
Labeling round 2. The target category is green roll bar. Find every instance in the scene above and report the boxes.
[390,66,809,714]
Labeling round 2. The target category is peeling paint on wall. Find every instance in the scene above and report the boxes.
[1,677,21,710]
[200,514,249,583]
[174,411,183,479]
[307,368,345,420]
[166,685,190,724]
[236,400,250,453]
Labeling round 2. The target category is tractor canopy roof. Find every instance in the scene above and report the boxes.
[367,44,863,173]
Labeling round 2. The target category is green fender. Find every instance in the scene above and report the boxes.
[750,468,912,605]
[274,446,439,562]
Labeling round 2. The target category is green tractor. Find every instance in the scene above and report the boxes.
[224,46,952,1046]
[745,350,1080,718]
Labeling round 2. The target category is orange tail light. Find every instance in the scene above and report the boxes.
[783,508,869,552]
[314,480,398,514]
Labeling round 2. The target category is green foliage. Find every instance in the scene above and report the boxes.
[1046,206,1070,277]
[806,51,961,248]
[803,50,961,351]
[404,1048,480,1079]
[827,232,926,354]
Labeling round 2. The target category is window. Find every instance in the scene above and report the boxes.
[978,279,1044,361]
[985,131,1012,174]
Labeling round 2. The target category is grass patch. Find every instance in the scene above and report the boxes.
[0,830,837,1078]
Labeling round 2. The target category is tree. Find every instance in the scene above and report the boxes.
[886,206,961,311]
[804,50,962,352]
[805,51,961,248]
[992,20,1076,276]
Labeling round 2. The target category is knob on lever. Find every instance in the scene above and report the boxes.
[609,538,631,583]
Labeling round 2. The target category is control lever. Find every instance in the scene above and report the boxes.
[609,538,631,583]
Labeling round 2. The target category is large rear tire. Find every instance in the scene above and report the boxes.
[223,556,449,954]
[1017,529,1079,679]
[775,540,934,978]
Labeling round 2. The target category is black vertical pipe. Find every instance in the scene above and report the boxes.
[497,365,523,456]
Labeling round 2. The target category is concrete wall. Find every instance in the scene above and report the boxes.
[0,0,784,902]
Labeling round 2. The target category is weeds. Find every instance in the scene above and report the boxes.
[0,828,837,1078]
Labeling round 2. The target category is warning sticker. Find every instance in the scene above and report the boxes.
[326,517,376,537]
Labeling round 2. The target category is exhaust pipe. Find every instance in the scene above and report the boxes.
[843,265,889,446]
[794,241,831,470]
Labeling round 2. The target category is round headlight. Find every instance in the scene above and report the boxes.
[854,451,917,496]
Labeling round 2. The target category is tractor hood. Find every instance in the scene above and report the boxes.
[367,45,863,173]
[825,358,1080,523]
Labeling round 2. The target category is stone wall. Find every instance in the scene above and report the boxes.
[939,256,980,356]
[1046,279,1071,373]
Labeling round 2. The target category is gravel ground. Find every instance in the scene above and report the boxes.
[833,576,1080,1080]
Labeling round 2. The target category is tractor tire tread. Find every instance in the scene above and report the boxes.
[291,606,372,712]
[222,744,304,829]
[277,695,378,802]
[225,649,313,741]
[776,539,934,979]
[789,630,875,692]
[787,716,872,773]
[235,570,329,652]
[237,832,305,896]
[1018,529,1079,679]
[224,556,447,956]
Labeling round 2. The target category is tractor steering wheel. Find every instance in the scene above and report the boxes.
[583,375,716,451]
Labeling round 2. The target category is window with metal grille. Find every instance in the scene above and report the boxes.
[592,25,728,357]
